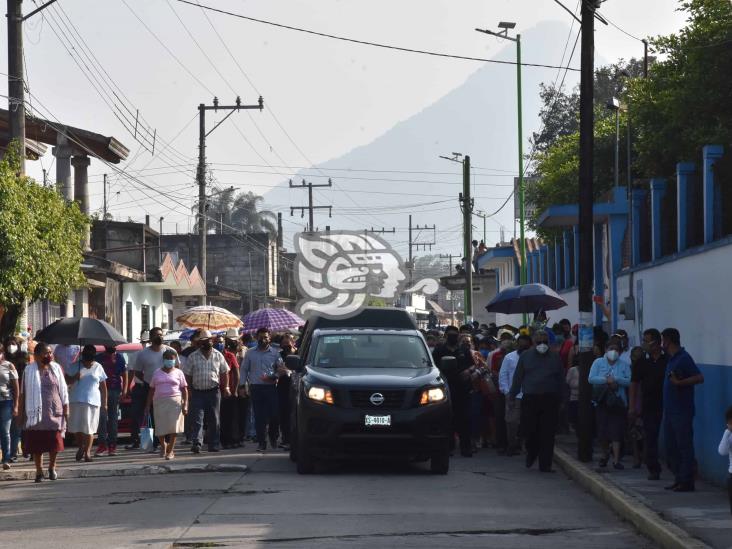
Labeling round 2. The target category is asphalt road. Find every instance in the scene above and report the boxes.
[0,447,655,548]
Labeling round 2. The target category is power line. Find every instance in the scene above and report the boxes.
[176,0,580,71]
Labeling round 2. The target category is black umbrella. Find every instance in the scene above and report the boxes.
[485,283,568,315]
[36,318,127,346]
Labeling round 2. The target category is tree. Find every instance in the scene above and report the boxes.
[628,0,732,176]
[205,187,277,236]
[0,146,87,338]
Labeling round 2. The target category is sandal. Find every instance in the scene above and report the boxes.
[84,455,93,463]
[34,472,44,483]
[166,451,175,460]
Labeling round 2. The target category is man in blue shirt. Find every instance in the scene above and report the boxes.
[662,328,704,492]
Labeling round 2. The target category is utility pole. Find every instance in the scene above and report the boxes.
[289,178,333,232]
[6,0,60,174]
[577,0,598,464]
[642,39,649,78]
[364,227,396,235]
[103,173,108,219]
[197,96,263,292]
[476,21,526,285]
[407,215,436,286]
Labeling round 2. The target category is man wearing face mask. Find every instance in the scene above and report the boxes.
[629,328,667,481]
[499,334,532,456]
[217,333,241,450]
[488,333,513,454]
[127,327,179,451]
[182,331,230,454]
[509,331,564,472]
[240,327,283,453]
[433,326,473,457]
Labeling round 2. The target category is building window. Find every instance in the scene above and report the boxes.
[141,304,150,334]
[168,309,174,331]
[125,301,133,342]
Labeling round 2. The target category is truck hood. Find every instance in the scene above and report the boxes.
[305,366,441,388]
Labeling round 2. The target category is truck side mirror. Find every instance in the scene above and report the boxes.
[285,354,302,372]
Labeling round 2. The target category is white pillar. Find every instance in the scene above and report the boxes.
[72,154,91,252]
[52,134,73,200]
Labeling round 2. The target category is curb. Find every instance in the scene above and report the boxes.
[0,463,248,482]
[554,447,710,549]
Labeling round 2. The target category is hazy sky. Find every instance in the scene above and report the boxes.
[4,0,687,249]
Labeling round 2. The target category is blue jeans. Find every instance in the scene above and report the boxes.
[664,413,695,485]
[250,385,278,446]
[98,389,121,446]
[0,400,12,463]
[10,415,21,458]
[190,389,221,450]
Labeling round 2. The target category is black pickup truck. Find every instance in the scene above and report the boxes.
[286,308,452,474]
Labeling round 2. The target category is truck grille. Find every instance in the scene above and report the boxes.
[349,390,406,409]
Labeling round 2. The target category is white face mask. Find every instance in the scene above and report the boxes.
[536,343,549,354]
[6,345,17,355]
[606,350,619,362]
[19,342,27,353]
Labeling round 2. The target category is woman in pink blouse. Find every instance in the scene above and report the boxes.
[144,349,188,460]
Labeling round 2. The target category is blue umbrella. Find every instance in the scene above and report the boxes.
[485,283,567,314]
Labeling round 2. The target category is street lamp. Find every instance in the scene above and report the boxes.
[606,97,620,189]
[475,21,526,286]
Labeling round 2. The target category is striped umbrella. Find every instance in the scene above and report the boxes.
[176,305,243,331]
[242,308,304,333]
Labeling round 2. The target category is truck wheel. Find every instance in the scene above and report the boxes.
[430,451,450,475]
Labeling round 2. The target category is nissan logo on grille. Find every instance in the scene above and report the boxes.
[369,393,385,406]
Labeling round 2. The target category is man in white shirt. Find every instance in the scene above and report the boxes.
[499,334,532,456]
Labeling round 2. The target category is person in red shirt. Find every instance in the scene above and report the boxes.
[216,334,241,449]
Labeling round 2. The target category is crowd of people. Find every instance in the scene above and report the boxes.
[424,319,705,492]
[0,326,299,481]
[0,317,710,496]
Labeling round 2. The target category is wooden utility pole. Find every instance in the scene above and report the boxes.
[408,215,436,286]
[577,0,598,463]
[461,155,473,321]
[7,0,25,173]
[289,179,333,232]
[197,96,263,290]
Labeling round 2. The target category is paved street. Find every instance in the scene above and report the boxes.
[0,446,653,548]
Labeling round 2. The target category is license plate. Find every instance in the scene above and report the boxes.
[364,415,391,427]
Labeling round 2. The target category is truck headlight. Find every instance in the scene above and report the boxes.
[420,387,446,405]
[307,386,334,405]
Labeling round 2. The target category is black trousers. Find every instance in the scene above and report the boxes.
[129,382,149,444]
[220,396,239,447]
[237,395,250,442]
[727,474,732,515]
[522,393,560,471]
[450,384,471,453]
[493,392,507,450]
[643,409,662,474]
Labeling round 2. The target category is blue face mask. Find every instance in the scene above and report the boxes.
[479,349,490,358]
[163,359,176,369]
[246,341,257,349]
[214,343,225,352]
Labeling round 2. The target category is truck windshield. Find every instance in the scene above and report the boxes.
[311,334,431,368]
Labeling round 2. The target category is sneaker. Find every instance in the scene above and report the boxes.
[108,445,118,456]
[94,444,108,457]
[191,444,201,454]
[2,462,9,470]
[256,444,266,453]
[613,462,625,470]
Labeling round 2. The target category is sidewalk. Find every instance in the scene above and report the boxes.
[555,434,730,549]
[0,442,257,482]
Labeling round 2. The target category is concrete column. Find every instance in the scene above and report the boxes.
[631,189,647,266]
[573,225,579,287]
[562,230,571,287]
[72,154,91,252]
[650,178,667,261]
[676,162,695,252]
[594,223,604,326]
[52,134,73,200]
[702,145,724,244]
[554,239,562,290]
[539,246,547,285]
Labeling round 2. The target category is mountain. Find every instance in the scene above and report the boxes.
[264,20,579,256]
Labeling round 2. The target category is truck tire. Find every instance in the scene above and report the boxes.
[430,451,450,475]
